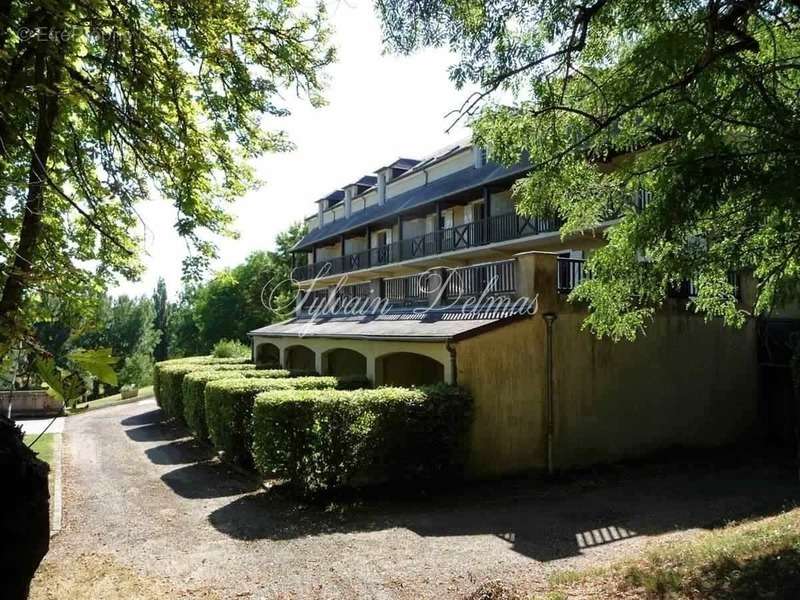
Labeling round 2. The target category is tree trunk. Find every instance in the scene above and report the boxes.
[0,40,63,352]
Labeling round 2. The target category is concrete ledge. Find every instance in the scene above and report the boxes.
[0,390,64,418]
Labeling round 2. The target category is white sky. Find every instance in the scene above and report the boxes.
[112,1,474,300]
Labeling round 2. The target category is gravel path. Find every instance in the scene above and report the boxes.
[35,400,800,599]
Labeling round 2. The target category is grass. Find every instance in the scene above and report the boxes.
[68,385,154,414]
[25,432,55,466]
[30,551,220,599]
[24,432,57,501]
[535,505,800,599]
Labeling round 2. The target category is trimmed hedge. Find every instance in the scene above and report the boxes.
[153,356,251,409]
[205,376,356,467]
[182,369,291,440]
[154,361,256,421]
[251,384,472,495]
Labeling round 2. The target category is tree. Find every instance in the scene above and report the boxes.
[166,287,204,359]
[0,0,334,355]
[152,278,169,362]
[378,0,800,340]
[77,295,159,387]
[166,222,306,355]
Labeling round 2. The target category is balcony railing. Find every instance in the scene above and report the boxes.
[384,273,429,307]
[292,212,563,281]
[445,259,516,300]
[667,272,740,300]
[557,257,587,293]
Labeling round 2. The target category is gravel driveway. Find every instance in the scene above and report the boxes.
[33,400,800,599]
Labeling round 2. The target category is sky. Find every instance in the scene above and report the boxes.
[112,0,475,300]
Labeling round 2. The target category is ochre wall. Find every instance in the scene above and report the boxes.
[455,317,548,477]
[551,307,758,468]
[455,306,758,477]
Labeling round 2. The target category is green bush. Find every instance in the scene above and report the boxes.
[182,369,290,440]
[154,355,252,407]
[153,360,256,421]
[205,376,342,467]
[212,339,250,359]
[251,384,472,495]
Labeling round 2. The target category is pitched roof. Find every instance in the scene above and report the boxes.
[248,308,530,342]
[293,157,531,251]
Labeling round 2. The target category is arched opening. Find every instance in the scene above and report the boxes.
[285,345,316,372]
[322,348,367,377]
[255,342,280,368]
[376,352,444,387]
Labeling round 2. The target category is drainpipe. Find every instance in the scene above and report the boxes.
[446,341,458,385]
[543,313,557,475]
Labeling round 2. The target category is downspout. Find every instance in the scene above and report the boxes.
[543,313,557,475]
[446,341,458,385]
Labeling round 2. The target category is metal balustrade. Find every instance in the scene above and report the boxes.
[299,288,329,311]
[557,258,587,293]
[383,273,430,307]
[335,281,373,300]
[445,259,516,300]
[292,212,564,281]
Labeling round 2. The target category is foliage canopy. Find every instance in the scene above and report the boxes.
[0,0,333,354]
[379,0,800,339]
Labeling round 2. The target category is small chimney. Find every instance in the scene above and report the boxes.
[344,184,357,218]
[317,199,324,227]
[376,168,391,205]
[473,145,486,168]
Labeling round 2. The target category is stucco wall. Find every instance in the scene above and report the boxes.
[455,317,548,477]
[252,336,452,384]
[455,307,758,477]
[551,308,758,468]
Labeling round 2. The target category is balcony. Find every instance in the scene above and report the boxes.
[298,258,523,316]
[557,257,588,293]
[292,212,563,282]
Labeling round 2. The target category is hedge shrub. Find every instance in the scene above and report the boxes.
[182,369,291,440]
[154,361,256,421]
[205,376,356,467]
[153,356,251,408]
[251,384,472,495]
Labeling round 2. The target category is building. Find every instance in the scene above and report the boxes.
[249,140,758,477]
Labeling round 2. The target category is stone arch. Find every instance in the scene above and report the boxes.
[375,352,445,387]
[284,345,316,373]
[254,342,280,368]
[321,348,367,377]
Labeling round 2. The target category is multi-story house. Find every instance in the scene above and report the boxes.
[249,140,758,477]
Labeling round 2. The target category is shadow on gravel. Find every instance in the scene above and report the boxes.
[161,462,260,499]
[207,460,800,563]
[208,490,380,541]
[145,439,215,465]
[120,409,162,427]
[125,423,185,442]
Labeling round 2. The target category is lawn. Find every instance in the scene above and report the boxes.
[538,505,800,599]
[68,385,154,414]
[24,433,55,467]
[24,433,58,502]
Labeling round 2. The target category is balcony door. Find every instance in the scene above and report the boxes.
[472,202,486,245]
[375,230,391,264]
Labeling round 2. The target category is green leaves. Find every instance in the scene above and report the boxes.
[68,348,119,386]
[34,357,86,404]
[0,0,333,353]
[32,346,119,405]
[380,0,800,340]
